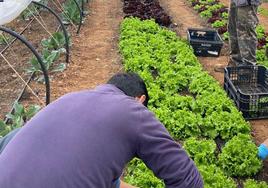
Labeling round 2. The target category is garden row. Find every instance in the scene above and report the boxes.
[123,0,172,27]
[120,17,267,188]
[187,0,268,66]
[0,0,87,136]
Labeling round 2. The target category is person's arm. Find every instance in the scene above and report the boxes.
[136,108,203,188]
[258,138,268,160]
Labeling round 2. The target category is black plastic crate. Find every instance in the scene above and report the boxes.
[224,65,268,120]
[187,28,223,57]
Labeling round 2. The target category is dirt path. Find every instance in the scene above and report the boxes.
[220,0,268,32]
[28,0,123,102]
[17,0,124,120]
[159,0,228,84]
[257,3,268,31]
[263,2,268,9]
[159,0,268,144]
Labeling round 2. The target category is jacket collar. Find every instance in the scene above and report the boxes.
[94,84,125,95]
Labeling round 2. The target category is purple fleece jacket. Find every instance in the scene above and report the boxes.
[0,84,203,188]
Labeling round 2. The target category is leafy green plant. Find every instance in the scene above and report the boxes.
[160,95,195,112]
[256,25,266,39]
[208,4,224,12]
[27,49,66,79]
[21,4,40,20]
[198,165,237,188]
[258,7,268,17]
[244,179,268,188]
[62,0,82,24]
[199,0,217,5]
[20,0,48,20]
[0,120,12,137]
[256,49,268,67]
[200,4,224,18]
[194,4,203,11]
[208,111,250,140]
[0,102,41,137]
[223,31,229,40]
[27,32,67,81]
[221,12,228,19]
[41,31,69,50]
[124,158,164,188]
[169,110,202,140]
[0,32,10,45]
[189,72,224,95]
[147,83,167,107]
[212,20,226,28]
[200,9,213,18]
[219,134,262,177]
[183,137,217,165]
[6,101,41,128]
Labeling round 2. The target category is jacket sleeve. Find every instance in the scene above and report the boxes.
[0,128,21,154]
[136,108,203,188]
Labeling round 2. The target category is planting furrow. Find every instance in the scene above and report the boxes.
[159,0,229,85]
[158,0,206,37]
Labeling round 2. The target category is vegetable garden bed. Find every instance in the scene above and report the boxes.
[0,0,87,130]
[1,0,268,187]
[0,0,123,135]
[120,17,268,187]
[0,6,60,119]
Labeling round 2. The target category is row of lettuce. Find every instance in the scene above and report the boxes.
[120,18,268,188]
[188,0,268,67]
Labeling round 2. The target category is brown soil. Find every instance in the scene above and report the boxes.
[159,0,268,183]
[0,0,123,118]
[159,0,229,84]
[263,2,268,10]
[23,0,123,104]
[50,0,123,95]
[0,9,59,119]
[257,3,268,32]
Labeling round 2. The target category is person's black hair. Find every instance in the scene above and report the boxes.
[107,72,149,107]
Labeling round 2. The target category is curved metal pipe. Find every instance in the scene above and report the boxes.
[33,1,70,64]
[0,26,50,105]
[71,0,83,34]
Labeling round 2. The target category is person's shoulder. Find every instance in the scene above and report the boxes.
[56,89,95,100]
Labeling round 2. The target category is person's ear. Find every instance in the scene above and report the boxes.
[135,95,146,105]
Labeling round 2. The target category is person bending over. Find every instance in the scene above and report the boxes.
[0,72,203,188]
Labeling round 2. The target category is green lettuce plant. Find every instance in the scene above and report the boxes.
[219,134,262,177]
[198,165,237,188]
[124,158,164,188]
[183,137,217,165]
[244,179,268,188]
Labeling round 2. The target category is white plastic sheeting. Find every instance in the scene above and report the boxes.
[0,0,40,25]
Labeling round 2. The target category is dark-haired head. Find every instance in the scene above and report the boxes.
[107,72,149,107]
